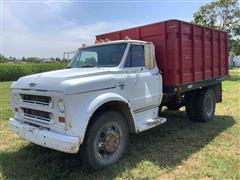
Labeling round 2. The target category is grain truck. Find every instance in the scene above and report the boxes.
[9,20,229,170]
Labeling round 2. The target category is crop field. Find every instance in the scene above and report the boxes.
[0,68,239,179]
[0,63,66,81]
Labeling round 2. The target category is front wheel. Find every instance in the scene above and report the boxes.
[81,110,129,170]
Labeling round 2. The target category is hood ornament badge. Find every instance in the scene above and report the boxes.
[29,83,37,87]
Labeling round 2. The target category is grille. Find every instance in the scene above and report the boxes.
[14,92,56,127]
[21,94,51,106]
[22,107,52,125]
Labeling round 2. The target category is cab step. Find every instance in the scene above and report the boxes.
[136,117,167,133]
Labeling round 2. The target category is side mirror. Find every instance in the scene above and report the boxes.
[144,43,156,69]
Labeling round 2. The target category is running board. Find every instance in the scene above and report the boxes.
[136,117,167,133]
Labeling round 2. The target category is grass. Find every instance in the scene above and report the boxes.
[0,68,239,180]
[0,63,66,81]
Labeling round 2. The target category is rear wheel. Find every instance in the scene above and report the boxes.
[195,89,216,122]
[185,91,197,121]
[81,110,129,170]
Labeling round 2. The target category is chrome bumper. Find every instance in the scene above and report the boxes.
[9,118,80,153]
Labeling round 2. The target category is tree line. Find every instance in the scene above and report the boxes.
[0,54,68,63]
[193,0,240,55]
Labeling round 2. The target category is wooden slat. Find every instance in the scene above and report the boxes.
[192,25,195,81]
[179,22,183,83]
[211,29,214,77]
[202,28,206,79]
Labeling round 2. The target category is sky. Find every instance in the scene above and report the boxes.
[1,0,214,58]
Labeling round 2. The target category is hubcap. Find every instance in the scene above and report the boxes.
[97,125,121,158]
[204,95,213,117]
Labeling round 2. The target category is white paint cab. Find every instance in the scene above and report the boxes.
[9,40,166,169]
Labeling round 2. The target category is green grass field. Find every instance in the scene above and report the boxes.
[0,63,66,81]
[0,69,239,180]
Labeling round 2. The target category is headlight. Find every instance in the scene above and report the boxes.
[57,99,65,113]
[14,95,19,105]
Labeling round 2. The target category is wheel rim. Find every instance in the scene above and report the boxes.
[96,123,121,160]
[204,94,213,117]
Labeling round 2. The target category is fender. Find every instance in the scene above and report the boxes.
[87,92,135,120]
[73,93,135,143]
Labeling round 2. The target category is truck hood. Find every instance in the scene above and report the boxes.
[11,68,117,94]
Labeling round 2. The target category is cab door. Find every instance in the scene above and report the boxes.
[124,44,161,111]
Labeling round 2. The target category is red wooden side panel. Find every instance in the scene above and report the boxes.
[213,30,220,76]
[165,21,179,86]
[194,26,204,81]
[180,22,194,84]
[204,28,213,79]
[96,19,229,88]
[98,31,121,40]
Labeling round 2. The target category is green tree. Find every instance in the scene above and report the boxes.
[193,0,240,55]
[229,39,240,55]
[0,54,8,62]
[22,57,26,61]
[55,57,61,62]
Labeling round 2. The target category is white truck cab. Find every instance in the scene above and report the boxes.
[9,40,166,169]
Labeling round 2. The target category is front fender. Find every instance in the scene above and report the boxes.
[66,92,134,144]
[87,93,131,117]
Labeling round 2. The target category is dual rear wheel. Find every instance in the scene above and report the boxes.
[186,88,216,122]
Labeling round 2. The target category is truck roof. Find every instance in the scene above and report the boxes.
[78,39,147,50]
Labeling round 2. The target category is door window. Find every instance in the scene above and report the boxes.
[125,45,145,67]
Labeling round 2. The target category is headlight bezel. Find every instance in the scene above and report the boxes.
[57,99,65,113]
[49,98,54,108]
[14,94,19,105]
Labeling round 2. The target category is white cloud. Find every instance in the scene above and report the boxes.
[2,2,135,58]
[3,21,135,58]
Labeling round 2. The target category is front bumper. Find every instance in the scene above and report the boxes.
[9,118,80,153]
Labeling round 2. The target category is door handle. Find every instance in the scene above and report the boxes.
[118,82,126,89]
[151,72,159,76]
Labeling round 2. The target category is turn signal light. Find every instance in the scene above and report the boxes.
[58,116,65,123]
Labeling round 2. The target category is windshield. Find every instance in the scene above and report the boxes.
[67,43,127,68]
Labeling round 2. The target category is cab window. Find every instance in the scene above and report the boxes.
[125,45,145,67]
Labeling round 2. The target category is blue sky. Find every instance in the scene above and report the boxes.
[1,0,214,58]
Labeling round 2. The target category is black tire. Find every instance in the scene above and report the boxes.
[194,89,216,122]
[81,110,129,170]
[185,91,197,121]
